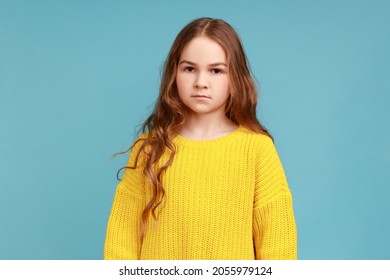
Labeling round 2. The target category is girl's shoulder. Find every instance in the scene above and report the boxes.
[125,131,152,167]
[237,126,274,147]
[130,131,153,152]
[236,126,281,158]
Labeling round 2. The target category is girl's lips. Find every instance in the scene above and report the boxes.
[192,95,210,99]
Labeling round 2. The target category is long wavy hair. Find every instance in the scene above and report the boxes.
[119,17,272,239]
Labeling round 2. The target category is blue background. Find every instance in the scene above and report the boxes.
[1,0,389,260]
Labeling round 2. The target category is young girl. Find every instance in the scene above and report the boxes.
[104,17,297,260]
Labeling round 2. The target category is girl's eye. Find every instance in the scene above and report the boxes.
[184,66,195,72]
[211,68,223,74]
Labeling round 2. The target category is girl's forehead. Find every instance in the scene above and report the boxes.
[180,37,226,63]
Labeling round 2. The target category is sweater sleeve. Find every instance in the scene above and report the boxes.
[253,135,297,260]
[104,139,146,260]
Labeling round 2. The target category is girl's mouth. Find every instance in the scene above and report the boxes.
[192,95,210,99]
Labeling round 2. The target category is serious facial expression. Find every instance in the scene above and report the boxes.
[176,36,230,118]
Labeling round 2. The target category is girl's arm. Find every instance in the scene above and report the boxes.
[253,135,297,260]
[104,141,145,260]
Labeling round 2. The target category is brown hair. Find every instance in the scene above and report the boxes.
[120,17,272,239]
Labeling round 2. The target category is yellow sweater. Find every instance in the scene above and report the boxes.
[104,126,297,260]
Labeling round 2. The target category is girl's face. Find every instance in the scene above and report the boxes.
[176,36,229,119]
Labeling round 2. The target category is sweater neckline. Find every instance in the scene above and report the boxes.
[173,125,245,148]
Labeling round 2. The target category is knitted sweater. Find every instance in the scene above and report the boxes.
[104,126,297,260]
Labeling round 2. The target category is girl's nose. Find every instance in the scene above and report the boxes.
[194,72,208,89]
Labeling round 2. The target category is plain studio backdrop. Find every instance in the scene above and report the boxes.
[0,0,389,260]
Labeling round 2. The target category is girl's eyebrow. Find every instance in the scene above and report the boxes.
[179,60,227,67]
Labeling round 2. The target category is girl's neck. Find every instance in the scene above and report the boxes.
[179,113,238,140]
